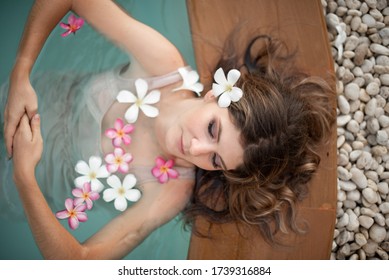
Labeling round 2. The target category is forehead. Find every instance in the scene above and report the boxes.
[217,106,244,170]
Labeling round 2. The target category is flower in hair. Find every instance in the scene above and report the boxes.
[212,67,243,108]
[74,156,110,193]
[59,14,84,37]
[105,118,134,147]
[55,198,88,230]
[116,79,160,123]
[104,147,133,174]
[151,156,179,184]
[173,67,204,96]
[103,174,141,211]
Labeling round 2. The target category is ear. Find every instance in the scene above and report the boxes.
[203,90,216,102]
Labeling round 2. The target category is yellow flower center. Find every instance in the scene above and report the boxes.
[225,84,233,92]
[69,209,76,218]
[115,157,123,165]
[117,130,124,137]
[89,172,97,180]
[136,99,143,107]
[118,186,126,196]
[160,166,168,173]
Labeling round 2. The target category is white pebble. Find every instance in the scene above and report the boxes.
[338,115,352,126]
[345,82,360,100]
[360,207,377,217]
[377,182,389,195]
[370,43,389,55]
[365,98,377,116]
[376,130,389,145]
[380,74,389,86]
[379,202,389,214]
[355,233,368,246]
[359,215,375,229]
[363,240,379,257]
[362,188,378,204]
[366,82,380,96]
[339,180,357,191]
[347,119,360,133]
[369,224,386,243]
[338,95,350,114]
[347,189,361,201]
[350,167,368,189]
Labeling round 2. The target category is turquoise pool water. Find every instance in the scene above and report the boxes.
[0,0,196,260]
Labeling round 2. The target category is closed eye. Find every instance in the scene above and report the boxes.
[208,120,222,169]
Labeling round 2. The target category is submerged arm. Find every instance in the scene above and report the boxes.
[5,0,184,156]
[13,115,192,259]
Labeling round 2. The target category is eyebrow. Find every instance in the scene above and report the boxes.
[217,120,228,171]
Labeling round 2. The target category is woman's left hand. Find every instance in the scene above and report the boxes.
[12,113,43,186]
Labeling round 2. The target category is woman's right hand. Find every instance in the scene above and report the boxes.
[4,74,38,158]
[12,113,43,187]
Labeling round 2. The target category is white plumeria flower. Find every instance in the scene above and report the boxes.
[116,78,160,123]
[173,67,204,96]
[74,156,110,193]
[103,174,141,211]
[212,67,243,108]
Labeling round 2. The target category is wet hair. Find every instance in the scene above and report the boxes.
[183,34,335,244]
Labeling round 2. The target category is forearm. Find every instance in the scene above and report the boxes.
[12,0,73,78]
[15,174,87,259]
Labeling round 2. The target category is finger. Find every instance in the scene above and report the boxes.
[18,114,33,140]
[26,103,38,120]
[4,119,17,158]
[4,107,25,157]
[31,114,42,142]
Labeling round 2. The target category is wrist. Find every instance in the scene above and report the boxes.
[11,57,33,81]
[13,168,37,189]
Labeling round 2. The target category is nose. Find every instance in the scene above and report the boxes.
[189,138,213,156]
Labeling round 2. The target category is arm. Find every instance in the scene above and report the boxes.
[5,0,184,157]
[13,114,192,259]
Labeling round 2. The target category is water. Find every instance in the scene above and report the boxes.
[0,0,196,260]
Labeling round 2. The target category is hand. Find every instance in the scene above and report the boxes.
[12,114,43,186]
[4,76,38,157]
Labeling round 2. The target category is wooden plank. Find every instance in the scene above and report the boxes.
[186,0,337,259]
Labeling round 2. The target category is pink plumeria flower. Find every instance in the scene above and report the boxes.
[59,14,84,37]
[151,156,179,184]
[55,198,88,230]
[104,147,133,173]
[72,182,100,210]
[104,118,134,147]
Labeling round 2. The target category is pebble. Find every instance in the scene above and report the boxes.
[369,224,386,243]
[338,95,351,114]
[365,98,377,116]
[379,202,389,214]
[345,83,360,100]
[355,232,368,246]
[326,2,389,260]
[359,215,375,229]
[362,188,378,204]
[350,167,368,188]
[370,43,389,55]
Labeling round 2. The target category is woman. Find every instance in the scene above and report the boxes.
[2,0,334,259]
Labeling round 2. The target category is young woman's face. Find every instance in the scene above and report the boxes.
[163,91,244,171]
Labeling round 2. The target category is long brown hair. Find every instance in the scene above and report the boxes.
[183,34,335,244]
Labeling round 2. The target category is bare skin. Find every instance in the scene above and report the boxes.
[8,0,244,259]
